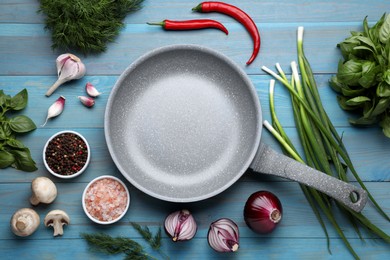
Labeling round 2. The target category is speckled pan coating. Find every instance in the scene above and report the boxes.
[104,44,367,212]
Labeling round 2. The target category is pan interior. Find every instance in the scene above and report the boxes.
[106,46,260,202]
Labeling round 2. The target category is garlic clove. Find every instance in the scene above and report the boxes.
[164,209,197,242]
[78,96,95,107]
[85,82,101,97]
[42,96,66,127]
[46,53,86,96]
[208,218,239,252]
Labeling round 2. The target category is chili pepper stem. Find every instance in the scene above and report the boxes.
[147,22,165,26]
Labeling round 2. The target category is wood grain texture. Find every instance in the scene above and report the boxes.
[0,0,389,259]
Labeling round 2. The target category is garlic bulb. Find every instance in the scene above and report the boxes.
[46,53,86,96]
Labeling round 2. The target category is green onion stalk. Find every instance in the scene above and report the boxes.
[262,26,390,259]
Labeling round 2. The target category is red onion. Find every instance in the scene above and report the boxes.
[244,190,282,234]
[207,218,239,252]
[164,209,197,242]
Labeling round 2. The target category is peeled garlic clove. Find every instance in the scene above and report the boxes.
[42,96,66,127]
[86,82,101,97]
[46,54,86,97]
[78,96,95,107]
[164,209,197,242]
[208,218,239,252]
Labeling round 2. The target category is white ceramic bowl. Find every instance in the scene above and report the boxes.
[82,175,130,225]
[43,130,91,179]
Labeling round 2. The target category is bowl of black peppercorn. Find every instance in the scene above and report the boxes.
[43,130,91,179]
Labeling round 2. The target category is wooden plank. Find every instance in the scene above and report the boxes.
[0,182,388,240]
[0,0,386,24]
[0,23,376,75]
[0,237,389,259]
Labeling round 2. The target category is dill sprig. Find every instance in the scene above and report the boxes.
[38,0,144,54]
[131,222,162,250]
[81,232,154,260]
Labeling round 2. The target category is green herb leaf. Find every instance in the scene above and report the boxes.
[377,81,390,97]
[379,14,390,43]
[345,96,371,106]
[9,115,36,133]
[349,116,378,125]
[10,89,28,111]
[337,96,358,111]
[81,233,149,260]
[6,138,26,149]
[371,98,390,117]
[0,150,15,168]
[0,90,6,107]
[39,0,144,53]
[337,60,362,85]
[380,116,390,137]
[10,148,37,172]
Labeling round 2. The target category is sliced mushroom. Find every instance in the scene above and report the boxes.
[30,176,57,206]
[11,208,40,237]
[44,210,70,236]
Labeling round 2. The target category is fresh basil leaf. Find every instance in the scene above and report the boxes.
[379,14,390,44]
[370,97,390,117]
[329,76,342,92]
[382,69,390,85]
[377,81,390,97]
[337,95,358,111]
[349,116,378,125]
[6,138,26,149]
[10,148,37,172]
[369,13,386,43]
[355,36,377,52]
[358,62,379,88]
[9,115,36,133]
[346,96,371,106]
[337,59,362,85]
[380,115,390,138]
[0,90,6,107]
[363,16,370,37]
[0,150,15,168]
[10,89,28,111]
[340,85,366,97]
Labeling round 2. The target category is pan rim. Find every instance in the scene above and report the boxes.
[104,44,262,202]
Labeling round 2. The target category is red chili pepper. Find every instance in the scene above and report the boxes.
[192,1,260,65]
[147,19,228,35]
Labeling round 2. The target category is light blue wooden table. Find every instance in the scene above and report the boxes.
[1,0,389,259]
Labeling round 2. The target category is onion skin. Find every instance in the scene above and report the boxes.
[164,209,197,242]
[244,190,283,234]
[207,218,239,253]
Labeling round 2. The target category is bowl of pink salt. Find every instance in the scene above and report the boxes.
[82,175,130,224]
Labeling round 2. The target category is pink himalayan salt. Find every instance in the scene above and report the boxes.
[85,178,128,222]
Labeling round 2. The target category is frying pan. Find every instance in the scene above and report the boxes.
[104,45,367,212]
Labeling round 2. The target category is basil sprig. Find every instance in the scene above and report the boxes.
[0,89,37,171]
[330,13,390,137]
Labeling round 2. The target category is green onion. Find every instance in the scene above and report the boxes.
[262,26,390,259]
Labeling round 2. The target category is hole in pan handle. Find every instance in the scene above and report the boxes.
[250,143,368,213]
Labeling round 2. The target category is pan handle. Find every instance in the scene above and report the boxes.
[250,143,368,212]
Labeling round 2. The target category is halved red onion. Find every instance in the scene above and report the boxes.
[244,190,283,234]
[164,209,197,242]
[208,218,239,252]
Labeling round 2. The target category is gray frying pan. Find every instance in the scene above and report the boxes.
[104,45,367,212]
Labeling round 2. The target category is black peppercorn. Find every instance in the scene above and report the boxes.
[45,133,88,176]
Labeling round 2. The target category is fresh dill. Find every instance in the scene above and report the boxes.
[81,223,168,260]
[38,0,144,54]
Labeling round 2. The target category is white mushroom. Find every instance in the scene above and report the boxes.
[44,210,70,236]
[30,176,57,206]
[10,208,40,237]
